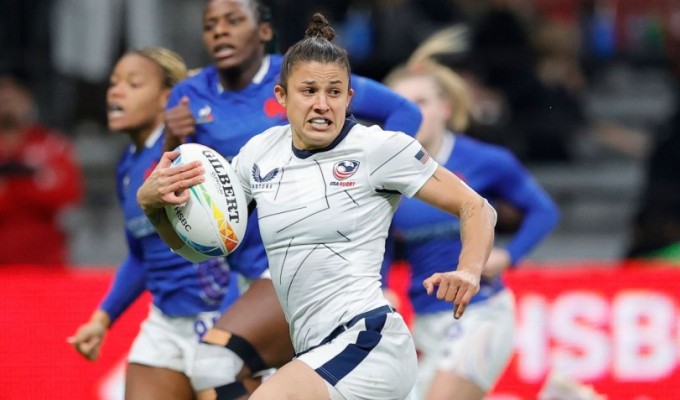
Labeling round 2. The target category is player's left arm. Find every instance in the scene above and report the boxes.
[349,74,422,136]
[417,166,497,319]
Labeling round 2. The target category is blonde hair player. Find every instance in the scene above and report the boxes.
[383,27,560,400]
[68,48,244,399]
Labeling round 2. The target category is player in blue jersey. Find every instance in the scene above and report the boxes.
[67,48,248,399]
[158,1,425,398]
[382,37,560,399]
[136,13,497,399]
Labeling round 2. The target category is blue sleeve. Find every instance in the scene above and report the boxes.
[98,233,148,324]
[350,74,422,136]
[492,151,560,266]
[166,84,185,110]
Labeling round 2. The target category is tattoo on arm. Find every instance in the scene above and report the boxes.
[430,172,442,182]
[460,201,476,220]
[146,209,163,226]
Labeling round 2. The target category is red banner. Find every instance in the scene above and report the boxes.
[495,264,680,399]
[1,263,679,399]
[0,266,150,400]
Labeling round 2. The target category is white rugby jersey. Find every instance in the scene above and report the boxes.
[232,119,438,352]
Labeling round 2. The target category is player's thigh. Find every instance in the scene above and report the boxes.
[125,363,194,400]
[214,278,293,368]
[249,360,330,400]
[436,290,516,393]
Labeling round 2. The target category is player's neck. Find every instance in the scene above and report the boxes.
[217,53,266,91]
[423,133,444,160]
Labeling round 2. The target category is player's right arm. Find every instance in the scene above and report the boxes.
[136,150,210,262]
[417,166,497,319]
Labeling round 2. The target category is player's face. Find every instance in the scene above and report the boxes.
[390,75,450,149]
[202,0,271,71]
[275,61,354,150]
[107,54,168,135]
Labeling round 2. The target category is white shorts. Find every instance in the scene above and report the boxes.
[412,289,515,397]
[127,305,225,384]
[297,307,417,400]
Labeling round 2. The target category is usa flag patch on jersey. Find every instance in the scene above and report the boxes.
[415,148,430,164]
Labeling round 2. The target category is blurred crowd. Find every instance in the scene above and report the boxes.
[1,0,679,266]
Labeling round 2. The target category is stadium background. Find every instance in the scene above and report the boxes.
[2,0,680,398]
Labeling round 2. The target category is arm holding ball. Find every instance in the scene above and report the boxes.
[137,149,209,262]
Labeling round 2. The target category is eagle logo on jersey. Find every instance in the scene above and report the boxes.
[252,164,279,182]
[333,160,360,181]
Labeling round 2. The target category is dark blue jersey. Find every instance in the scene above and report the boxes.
[167,54,423,280]
[99,129,239,323]
[384,134,559,314]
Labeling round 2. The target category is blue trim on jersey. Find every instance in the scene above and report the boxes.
[315,311,387,386]
[292,117,358,159]
[385,134,559,314]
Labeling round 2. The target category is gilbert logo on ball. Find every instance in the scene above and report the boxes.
[166,143,248,257]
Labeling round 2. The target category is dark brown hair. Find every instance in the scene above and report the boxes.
[278,13,351,91]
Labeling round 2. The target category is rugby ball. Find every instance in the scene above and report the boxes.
[165,143,248,258]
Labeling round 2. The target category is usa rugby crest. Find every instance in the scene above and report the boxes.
[333,160,360,181]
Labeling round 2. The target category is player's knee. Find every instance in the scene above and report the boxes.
[191,340,244,392]
[196,381,250,400]
[202,327,268,376]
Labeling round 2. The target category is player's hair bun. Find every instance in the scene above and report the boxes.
[305,13,335,41]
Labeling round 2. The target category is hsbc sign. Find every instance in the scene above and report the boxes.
[492,265,680,400]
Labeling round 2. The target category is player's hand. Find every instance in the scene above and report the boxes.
[137,150,204,210]
[164,96,196,141]
[423,270,480,319]
[482,247,511,279]
[67,320,107,361]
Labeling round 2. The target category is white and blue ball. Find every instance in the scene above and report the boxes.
[165,143,248,257]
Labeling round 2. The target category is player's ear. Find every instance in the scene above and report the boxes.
[346,87,354,108]
[259,22,273,43]
[274,85,286,107]
[159,88,172,111]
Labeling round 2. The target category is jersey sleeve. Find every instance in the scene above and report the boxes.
[98,234,148,325]
[491,150,560,265]
[350,74,422,136]
[367,131,438,197]
[166,84,185,110]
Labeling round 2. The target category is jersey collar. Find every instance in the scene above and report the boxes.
[129,124,164,153]
[216,55,271,93]
[292,116,357,159]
